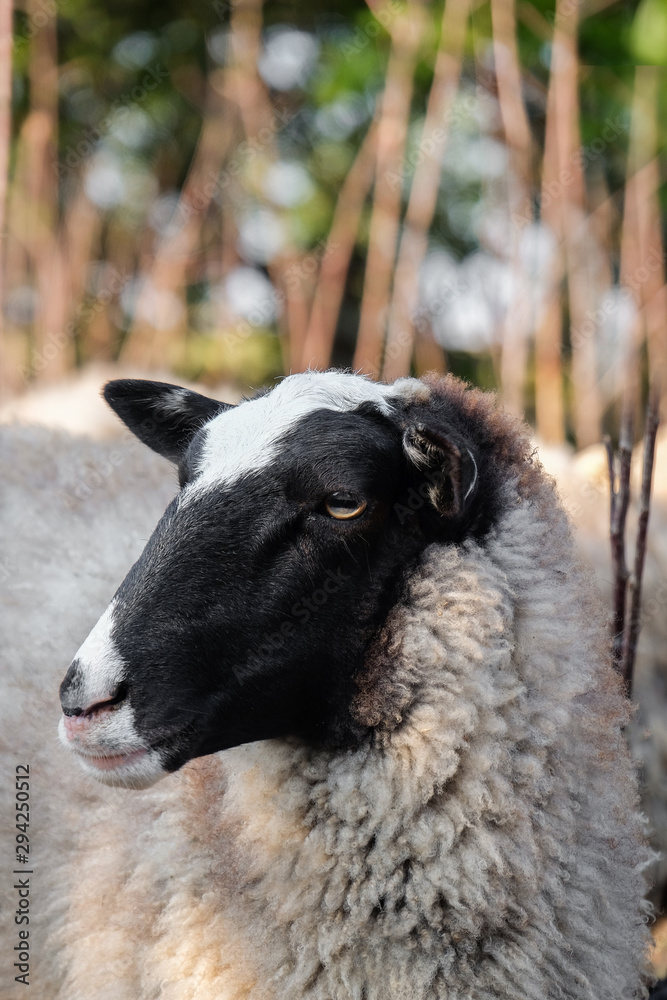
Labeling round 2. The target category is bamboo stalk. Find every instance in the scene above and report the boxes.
[120,69,235,366]
[227,0,307,374]
[516,1,553,41]
[227,0,274,149]
[413,326,447,377]
[353,1,427,377]
[492,0,534,417]
[630,68,666,411]
[382,0,470,382]
[10,168,104,378]
[4,120,37,375]
[299,123,379,371]
[548,0,604,448]
[62,188,104,361]
[534,0,571,444]
[16,0,65,381]
[639,156,667,400]
[617,66,657,426]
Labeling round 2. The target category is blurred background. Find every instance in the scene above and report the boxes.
[0,0,664,443]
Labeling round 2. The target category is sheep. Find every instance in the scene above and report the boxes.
[0,370,654,1000]
[0,422,178,997]
[538,434,667,909]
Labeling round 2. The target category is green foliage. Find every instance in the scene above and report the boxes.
[6,0,666,393]
[579,1,638,65]
[173,329,283,387]
[629,0,667,65]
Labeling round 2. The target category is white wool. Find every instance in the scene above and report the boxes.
[0,425,179,997]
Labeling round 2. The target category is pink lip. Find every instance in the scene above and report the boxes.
[79,748,148,771]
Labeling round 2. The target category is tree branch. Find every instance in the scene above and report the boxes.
[353,1,426,376]
[621,387,661,693]
[299,122,378,371]
[381,0,470,381]
[605,398,633,669]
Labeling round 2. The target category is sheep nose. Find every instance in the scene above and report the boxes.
[60,659,128,717]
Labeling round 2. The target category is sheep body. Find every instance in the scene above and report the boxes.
[0,375,654,999]
[0,425,177,998]
[540,434,667,906]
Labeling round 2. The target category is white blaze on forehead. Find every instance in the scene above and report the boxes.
[70,599,125,706]
[187,371,418,495]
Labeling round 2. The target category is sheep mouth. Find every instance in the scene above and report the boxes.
[63,739,166,788]
[59,711,196,786]
[76,747,148,772]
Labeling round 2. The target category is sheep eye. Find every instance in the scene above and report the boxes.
[323,493,368,520]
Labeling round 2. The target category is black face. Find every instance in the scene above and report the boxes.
[60,377,496,774]
[107,409,433,769]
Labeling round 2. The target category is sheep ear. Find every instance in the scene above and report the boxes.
[103,380,232,464]
[402,424,478,518]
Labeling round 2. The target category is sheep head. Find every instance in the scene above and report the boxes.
[59,371,496,788]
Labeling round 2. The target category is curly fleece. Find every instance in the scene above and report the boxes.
[0,382,654,1000]
[539,434,667,908]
